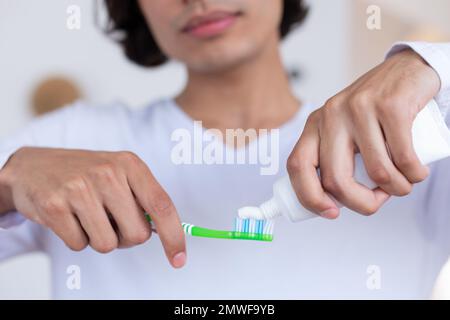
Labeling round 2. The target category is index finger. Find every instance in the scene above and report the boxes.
[124,154,186,268]
[379,107,429,183]
[287,113,340,219]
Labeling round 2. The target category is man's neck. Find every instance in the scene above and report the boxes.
[175,37,300,132]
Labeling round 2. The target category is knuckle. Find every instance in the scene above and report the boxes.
[413,170,429,183]
[125,228,152,245]
[286,155,304,174]
[67,239,88,252]
[323,97,341,116]
[300,194,324,212]
[324,96,340,109]
[307,109,321,122]
[64,177,89,196]
[396,183,412,197]
[306,108,325,128]
[321,175,344,196]
[39,193,66,216]
[152,194,174,217]
[91,162,117,183]
[395,152,416,170]
[117,151,141,165]
[359,203,379,216]
[349,91,371,111]
[92,238,118,254]
[368,166,391,185]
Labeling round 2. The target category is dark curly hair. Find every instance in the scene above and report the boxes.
[104,0,309,68]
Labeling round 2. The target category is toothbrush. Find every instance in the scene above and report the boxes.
[145,215,274,242]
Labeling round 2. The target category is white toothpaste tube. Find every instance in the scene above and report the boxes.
[239,99,450,222]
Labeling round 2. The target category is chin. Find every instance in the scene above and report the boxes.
[183,41,260,74]
[186,57,245,73]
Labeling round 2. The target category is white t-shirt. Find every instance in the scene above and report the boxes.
[1,42,450,299]
[0,98,449,299]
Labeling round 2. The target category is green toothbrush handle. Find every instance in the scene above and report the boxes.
[184,223,273,242]
[145,214,273,242]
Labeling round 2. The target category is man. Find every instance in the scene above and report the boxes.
[0,0,449,298]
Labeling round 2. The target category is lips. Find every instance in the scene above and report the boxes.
[182,11,241,38]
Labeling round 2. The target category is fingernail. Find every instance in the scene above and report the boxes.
[172,252,186,268]
[320,208,338,219]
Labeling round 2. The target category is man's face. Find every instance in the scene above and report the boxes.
[138,0,283,73]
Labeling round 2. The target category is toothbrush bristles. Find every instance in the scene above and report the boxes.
[233,218,274,235]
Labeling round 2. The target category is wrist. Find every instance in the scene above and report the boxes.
[0,156,16,215]
[399,49,441,95]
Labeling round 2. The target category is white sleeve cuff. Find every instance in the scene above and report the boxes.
[0,148,25,230]
[0,212,26,230]
[386,42,450,118]
[0,147,19,170]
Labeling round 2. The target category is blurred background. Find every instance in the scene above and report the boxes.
[0,0,449,299]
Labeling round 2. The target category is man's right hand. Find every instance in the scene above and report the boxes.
[0,147,186,268]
